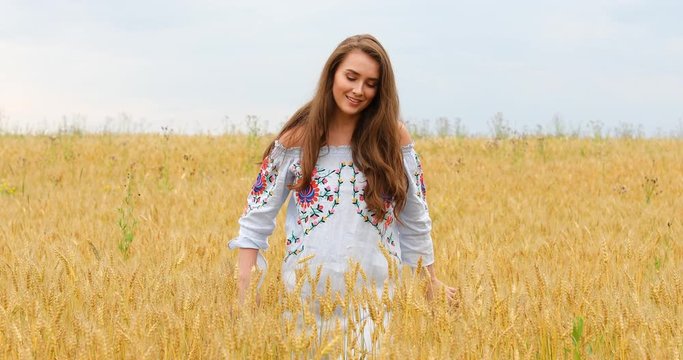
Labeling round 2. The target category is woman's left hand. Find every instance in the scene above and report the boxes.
[428,277,458,304]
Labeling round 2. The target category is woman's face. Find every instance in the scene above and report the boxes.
[331,49,380,119]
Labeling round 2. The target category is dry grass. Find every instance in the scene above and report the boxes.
[0,133,681,358]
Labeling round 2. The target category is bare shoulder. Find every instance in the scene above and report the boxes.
[278,126,304,148]
[397,121,413,146]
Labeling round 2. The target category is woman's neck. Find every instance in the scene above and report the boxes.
[327,112,359,146]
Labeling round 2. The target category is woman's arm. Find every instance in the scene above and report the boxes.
[398,123,457,303]
[229,138,299,302]
[426,264,458,302]
[236,248,258,302]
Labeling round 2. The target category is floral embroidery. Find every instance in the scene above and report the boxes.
[382,200,394,230]
[243,155,279,215]
[294,164,344,234]
[284,162,345,260]
[295,168,320,209]
[284,231,304,262]
[413,152,428,208]
[252,172,266,195]
[349,163,399,259]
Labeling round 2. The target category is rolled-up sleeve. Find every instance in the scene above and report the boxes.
[228,141,297,253]
[397,144,435,267]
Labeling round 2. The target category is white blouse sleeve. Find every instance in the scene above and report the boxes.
[397,144,435,267]
[228,141,298,272]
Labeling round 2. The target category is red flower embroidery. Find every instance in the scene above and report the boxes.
[384,215,394,230]
[296,180,320,209]
[250,158,269,196]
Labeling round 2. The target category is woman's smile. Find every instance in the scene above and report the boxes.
[345,95,363,106]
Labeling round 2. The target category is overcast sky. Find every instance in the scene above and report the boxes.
[1,0,682,136]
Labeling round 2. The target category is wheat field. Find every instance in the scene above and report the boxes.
[0,133,681,359]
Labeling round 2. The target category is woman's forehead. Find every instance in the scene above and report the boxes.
[338,50,380,79]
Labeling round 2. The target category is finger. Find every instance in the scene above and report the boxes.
[444,287,455,295]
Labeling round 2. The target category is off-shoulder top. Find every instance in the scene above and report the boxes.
[228,141,434,296]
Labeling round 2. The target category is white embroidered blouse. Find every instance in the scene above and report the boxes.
[228,141,434,296]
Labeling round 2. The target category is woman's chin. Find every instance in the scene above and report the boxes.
[340,106,364,117]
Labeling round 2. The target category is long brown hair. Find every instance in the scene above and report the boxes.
[263,34,407,218]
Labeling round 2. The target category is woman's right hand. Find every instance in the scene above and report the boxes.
[236,248,259,303]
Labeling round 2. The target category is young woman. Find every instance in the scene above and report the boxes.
[229,34,456,305]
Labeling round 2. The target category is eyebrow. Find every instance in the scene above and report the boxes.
[344,69,379,82]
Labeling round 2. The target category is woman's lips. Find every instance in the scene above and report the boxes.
[346,95,362,106]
